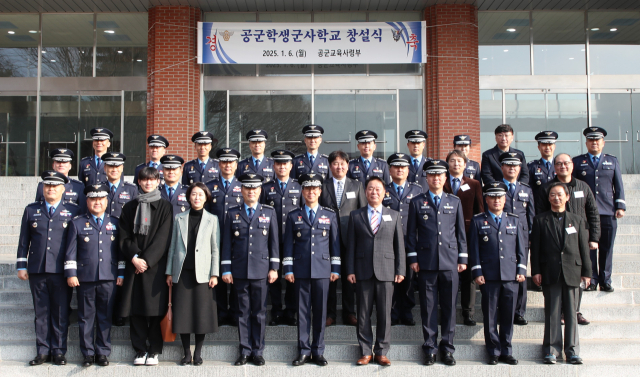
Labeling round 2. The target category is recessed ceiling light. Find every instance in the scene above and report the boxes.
[29,30,38,33]
[591,28,600,31]
[42,51,46,54]
[506,28,516,32]
[482,58,488,60]
[50,59,56,62]
[104,30,115,34]
[117,50,123,54]
[610,28,618,32]
[136,59,142,62]
[7,31,15,34]
[569,57,574,60]
[581,49,585,52]
[503,49,509,52]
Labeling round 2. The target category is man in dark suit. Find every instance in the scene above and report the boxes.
[572,127,625,292]
[319,150,367,327]
[405,130,431,184]
[346,176,405,366]
[531,182,592,365]
[453,135,481,182]
[481,124,529,185]
[347,130,390,186]
[443,150,484,326]
[406,160,468,366]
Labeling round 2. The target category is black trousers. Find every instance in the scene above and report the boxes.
[76,280,116,357]
[328,273,356,320]
[296,278,329,356]
[417,270,458,355]
[591,215,617,286]
[268,247,297,319]
[129,315,163,354]
[391,267,416,321]
[235,278,268,357]
[215,280,238,320]
[458,267,476,318]
[480,280,518,356]
[29,273,70,356]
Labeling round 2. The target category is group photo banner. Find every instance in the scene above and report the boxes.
[197,21,426,64]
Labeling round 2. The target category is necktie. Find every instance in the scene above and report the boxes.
[96,156,101,167]
[452,178,460,195]
[151,162,157,169]
[397,185,404,198]
[97,217,102,228]
[247,207,254,219]
[495,214,501,228]
[434,195,440,209]
[200,161,205,171]
[413,158,419,172]
[111,185,116,196]
[49,206,55,217]
[370,209,379,234]
[364,159,370,172]
[546,161,551,172]
[593,156,599,166]
[309,154,315,166]
[224,180,229,192]
[255,159,260,170]
[509,183,515,197]
[336,181,343,207]
[280,181,286,193]
[169,187,175,200]
[308,209,315,224]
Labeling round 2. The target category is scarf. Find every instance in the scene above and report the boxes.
[134,189,162,235]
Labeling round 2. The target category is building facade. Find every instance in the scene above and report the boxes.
[1,1,640,176]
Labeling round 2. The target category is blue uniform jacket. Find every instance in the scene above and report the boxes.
[502,181,535,242]
[64,214,122,282]
[182,158,220,185]
[347,157,391,186]
[572,153,626,216]
[259,178,304,242]
[16,201,81,274]
[468,211,527,281]
[382,181,423,235]
[236,156,275,183]
[221,204,280,279]
[290,153,332,180]
[159,183,191,217]
[282,206,340,278]
[106,181,138,219]
[464,159,481,182]
[35,178,87,214]
[406,192,468,271]
[527,158,556,193]
[205,178,243,228]
[407,156,431,184]
[77,155,107,186]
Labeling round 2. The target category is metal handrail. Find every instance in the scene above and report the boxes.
[275,134,302,144]
[515,139,579,143]
[0,134,26,144]
[46,134,77,144]
[325,134,351,144]
[607,131,628,143]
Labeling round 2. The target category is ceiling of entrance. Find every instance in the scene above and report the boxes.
[2,0,640,13]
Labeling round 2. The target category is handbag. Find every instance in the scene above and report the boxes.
[160,287,176,342]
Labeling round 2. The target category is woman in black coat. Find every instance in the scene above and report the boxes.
[118,167,174,366]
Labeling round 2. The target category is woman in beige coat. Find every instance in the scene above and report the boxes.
[166,182,220,365]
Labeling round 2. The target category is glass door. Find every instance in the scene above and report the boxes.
[0,93,37,176]
[591,91,634,173]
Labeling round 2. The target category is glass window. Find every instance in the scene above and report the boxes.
[39,95,81,176]
[533,12,585,75]
[204,91,227,150]
[480,89,503,148]
[315,64,366,75]
[123,91,147,175]
[42,14,94,77]
[368,12,422,22]
[588,11,640,75]
[399,89,423,150]
[547,93,588,157]
[96,13,148,77]
[0,14,39,77]
[204,13,256,76]
[591,93,633,173]
[505,92,547,159]
[0,95,37,176]
[479,12,530,75]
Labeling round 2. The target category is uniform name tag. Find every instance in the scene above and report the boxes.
[574,191,584,198]
[262,168,273,172]
[566,226,577,234]
[66,192,77,196]
[518,192,528,198]
[481,225,491,229]
[346,192,356,199]
[602,161,612,165]
[268,191,277,195]
[289,190,299,193]
[382,215,392,222]
[460,184,470,192]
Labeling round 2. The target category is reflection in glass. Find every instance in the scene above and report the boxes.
[478,12,530,75]
[96,13,148,77]
[42,14,94,77]
[480,90,503,148]
[205,91,227,150]
[591,93,634,173]
[123,91,146,175]
[314,64,366,75]
[399,90,423,150]
[0,14,39,77]
[260,64,311,76]
[533,12,585,75]
[505,92,546,160]
[547,93,587,158]
[39,96,80,175]
[588,11,640,75]
[0,95,37,176]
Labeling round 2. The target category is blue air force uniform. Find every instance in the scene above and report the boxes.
[405,160,468,357]
[77,128,114,187]
[291,153,331,180]
[405,130,431,185]
[236,156,275,183]
[133,134,169,185]
[465,160,481,182]
[572,127,626,288]
[35,178,87,214]
[17,172,81,357]
[528,158,556,194]
[160,183,190,216]
[182,158,220,185]
[221,175,279,358]
[347,157,390,186]
[65,188,122,358]
[469,183,527,357]
[106,181,138,219]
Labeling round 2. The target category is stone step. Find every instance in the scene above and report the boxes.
[1,339,640,362]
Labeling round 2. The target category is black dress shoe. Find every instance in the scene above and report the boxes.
[585,284,597,291]
[53,354,67,366]
[600,283,614,292]
[253,355,266,366]
[235,355,250,366]
[269,316,281,326]
[292,354,311,366]
[531,284,543,292]
[424,354,436,366]
[314,355,328,366]
[82,355,94,367]
[441,352,456,366]
[463,316,477,326]
[180,353,192,365]
[499,355,518,365]
[488,356,499,365]
[193,355,203,366]
[29,354,50,366]
[401,318,416,326]
[391,318,400,326]
[113,317,126,326]
[229,317,239,327]
[514,315,528,326]
[284,316,298,326]
[96,355,109,366]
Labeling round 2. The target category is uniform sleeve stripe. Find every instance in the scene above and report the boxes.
[16,258,27,262]
[407,252,417,257]
[220,260,231,265]
[471,265,481,271]
[331,260,341,265]
[517,264,527,269]
[118,261,126,269]
[283,261,293,265]
[64,261,77,270]
[616,199,626,203]
[270,258,280,263]
[458,253,468,258]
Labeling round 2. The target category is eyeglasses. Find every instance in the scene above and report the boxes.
[554,161,572,166]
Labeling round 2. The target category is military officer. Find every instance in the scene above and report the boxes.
[17,171,82,366]
[260,150,302,326]
[469,182,526,365]
[573,127,625,292]
[78,128,113,186]
[283,173,340,366]
[381,153,422,326]
[236,130,275,182]
[133,134,169,186]
[291,125,332,180]
[348,130,391,186]
[158,155,190,216]
[221,174,279,366]
[65,184,124,367]
[102,152,138,219]
[405,130,430,185]
[35,148,87,214]
[527,131,558,199]
[206,148,243,326]
[182,131,220,185]
[406,160,467,366]
[453,135,481,182]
